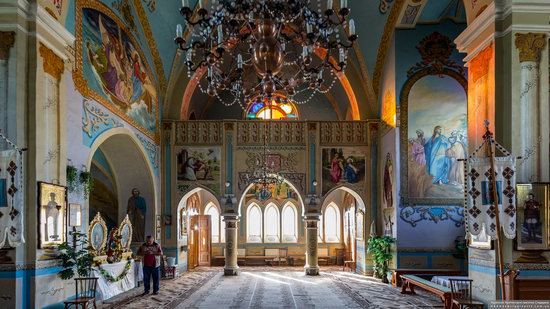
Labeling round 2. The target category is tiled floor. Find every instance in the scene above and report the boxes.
[105,266,441,308]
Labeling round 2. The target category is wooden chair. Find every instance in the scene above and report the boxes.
[275,248,288,266]
[449,278,484,309]
[343,251,355,272]
[64,277,99,309]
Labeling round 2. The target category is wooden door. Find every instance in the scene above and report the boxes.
[188,215,199,269]
[198,215,211,266]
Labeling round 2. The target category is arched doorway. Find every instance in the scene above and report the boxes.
[175,186,222,270]
[87,129,156,250]
[320,186,366,271]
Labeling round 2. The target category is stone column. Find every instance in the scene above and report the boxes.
[223,215,239,276]
[514,33,546,182]
[304,214,320,275]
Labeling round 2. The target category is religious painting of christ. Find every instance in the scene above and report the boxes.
[321,148,366,195]
[406,75,467,199]
[75,3,159,140]
[176,147,222,195]
[383,153,393,208]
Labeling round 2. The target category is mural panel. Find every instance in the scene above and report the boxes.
[176,147,221,196]
[321,148,366,196]
[74,1,159,141]
[407,75,467,200]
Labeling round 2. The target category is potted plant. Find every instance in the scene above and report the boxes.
[66,165,79,192]
[367,235,395,283]
[79,171,94,200]
[58,231,94,280]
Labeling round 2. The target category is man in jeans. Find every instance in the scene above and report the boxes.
[137,235,163,295]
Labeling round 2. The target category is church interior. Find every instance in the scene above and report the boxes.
[1,0,550,308]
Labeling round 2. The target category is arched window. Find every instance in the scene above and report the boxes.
[205,203,220,243]
[282,203,298,243]
[324,203,340,243]
[318,215,323,243]
[247,203,263,243]
[245,96,298,120]
[264,203,280,243]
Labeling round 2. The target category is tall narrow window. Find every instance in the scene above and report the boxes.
[325,204,340,243]
[247,203,262,243]
[205,203,220,243]
[318,215,323,243]
[264,203,280,243]
[282,203,298,243]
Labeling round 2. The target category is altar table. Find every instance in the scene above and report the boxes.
[92,259,136,301]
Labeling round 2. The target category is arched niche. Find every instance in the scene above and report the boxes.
[86,128,157,244]
[175,185,222,243]
[399,68,467,205]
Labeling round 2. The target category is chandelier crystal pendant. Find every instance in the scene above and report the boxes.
[174,0,357,107]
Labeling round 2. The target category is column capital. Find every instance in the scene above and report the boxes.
[0,31,15,60]
[514,33,547,63]
[39,42,65,80]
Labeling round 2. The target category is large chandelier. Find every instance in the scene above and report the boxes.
[174,0,357,107]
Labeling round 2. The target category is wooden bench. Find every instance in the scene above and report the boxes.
[392,269,465,287]
[401,275,452,309]
[318,248,330,265]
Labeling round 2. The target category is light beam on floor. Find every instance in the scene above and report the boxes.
[326,272,388,286]
[243,272,290,285]
[262,272,318,285]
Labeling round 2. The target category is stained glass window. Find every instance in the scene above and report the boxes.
[245,96,298,120]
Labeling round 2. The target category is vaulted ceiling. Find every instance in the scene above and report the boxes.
[64,0,474,121]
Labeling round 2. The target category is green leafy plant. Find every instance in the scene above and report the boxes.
[367,235,395,282]
[79,171,94,200]
[66,165,78,192]
[58,231,94,280]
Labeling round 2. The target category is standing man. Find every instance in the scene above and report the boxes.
[523,193,541,242]
[137,235,163,295]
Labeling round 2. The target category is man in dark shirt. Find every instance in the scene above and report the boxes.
[137,235,163,295]
[524,193,541,242]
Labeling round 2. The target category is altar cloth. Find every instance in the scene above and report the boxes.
[92,259,135,300]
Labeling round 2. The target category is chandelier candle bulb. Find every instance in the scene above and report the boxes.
[349,19,355,36]
[217,25,223,44]
[237,54,243,69]
[339,48,345,63]
[182,0,188,8]
[176,24,183,38]
[307,23,313,34]
[327,0,333,10]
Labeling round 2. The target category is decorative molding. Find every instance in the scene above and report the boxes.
[35,5,75,55]
[112,0,138,32]
[399,205,464,227]
[39,42,64,80]
[373,0,406,97]
[132,0,167,94]
[142,0,156,12]
[319,121,369,146]
[174,121,222,145]
[136,133,159,173]
[514,32,547,63]
[396,0,428,29]
[236,122,305,146]
[469,43,493,82]
[0,31,15,60]
[407,32,465,78]
[82,99,123,139]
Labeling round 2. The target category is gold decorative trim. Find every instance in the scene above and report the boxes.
[399,67,467,205]
[88,212,108,256]
[118,214,133,252]
[0,31,15,60]
[373,0,406,97]
[514,32,547,63]
[73,0,160,142]
[39,43,65,80]
[132,0,167,95]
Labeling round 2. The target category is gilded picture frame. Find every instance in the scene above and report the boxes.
[118,214,133,252]
[88,212,108,256]
[73,0,160,142]
[38,182,67,249]
[516,183,548,251]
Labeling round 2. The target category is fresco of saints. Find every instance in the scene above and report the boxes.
[446,133,467,186]
[330,152,344,183]
[127,188,146,242]
[410,129,426,166]
[523,193,541,243]
[383,153,393,208]
[423,126,451,184]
